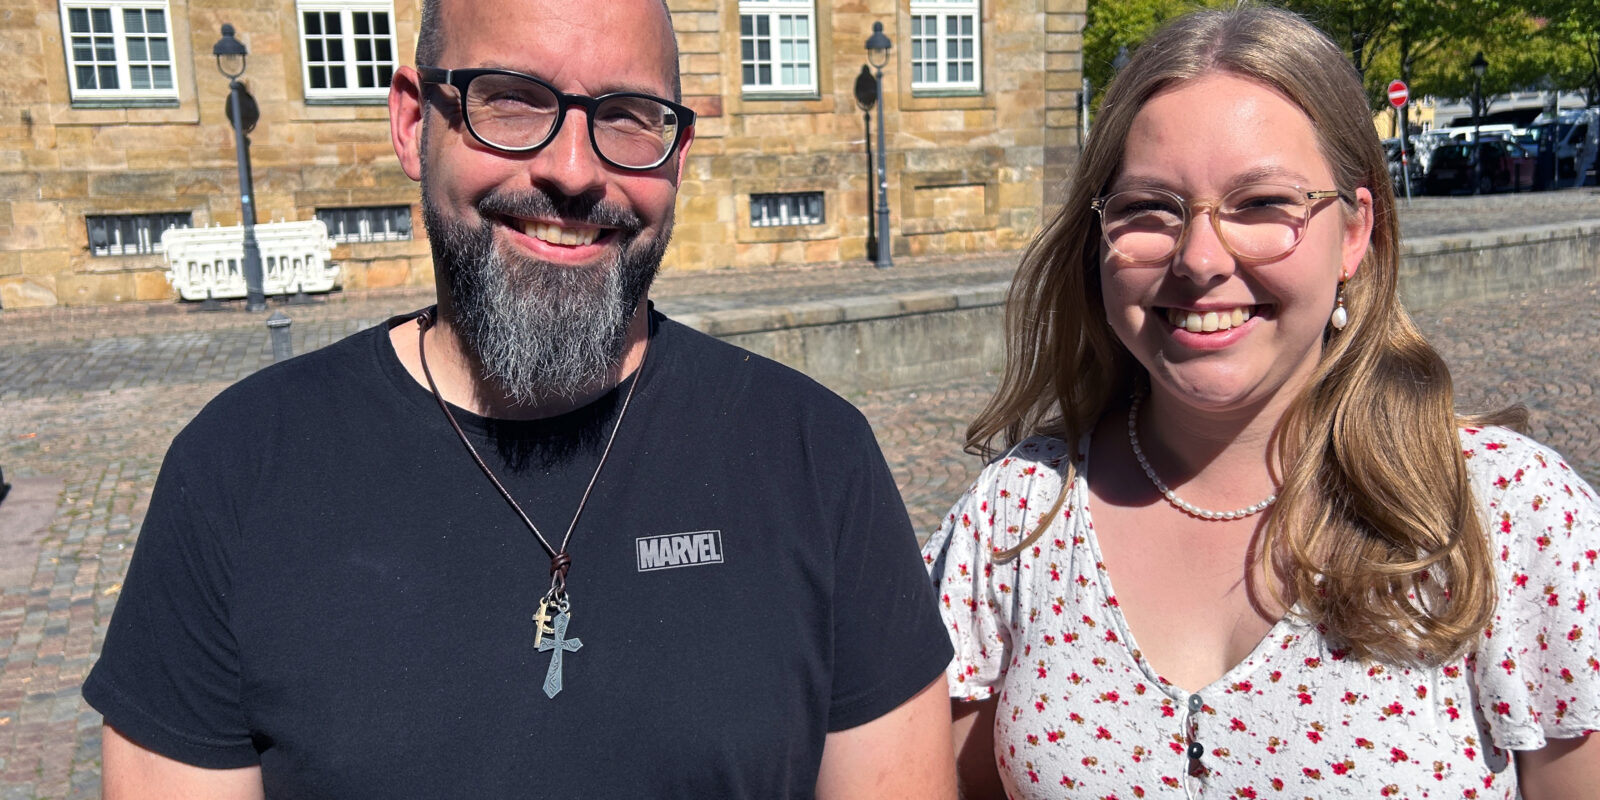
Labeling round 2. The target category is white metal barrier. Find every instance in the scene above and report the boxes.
[162,220,340,301]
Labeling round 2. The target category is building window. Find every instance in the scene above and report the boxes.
[86,211,191,256]
[910,0,981,92]
[60,1,178,103]
[738,0,816,94]
[750,192,824,227]
[316,205,412,243]
[297,1,397,101]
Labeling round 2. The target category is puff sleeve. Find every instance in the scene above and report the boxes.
[1464,427,1600,750]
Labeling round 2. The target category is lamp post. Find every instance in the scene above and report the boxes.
[214,24,266,311]
[1470,50,1488,195]
[865,22,893,268]
[853,65,879,262]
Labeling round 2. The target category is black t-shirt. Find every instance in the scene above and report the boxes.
[84,309,952,798]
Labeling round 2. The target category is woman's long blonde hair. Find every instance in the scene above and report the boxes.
[973,5,1518,665]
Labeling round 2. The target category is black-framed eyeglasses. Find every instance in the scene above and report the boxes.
[417,66,695,171]
[1090,183,1348,264]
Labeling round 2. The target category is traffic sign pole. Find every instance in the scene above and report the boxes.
[1388,80,1413,204]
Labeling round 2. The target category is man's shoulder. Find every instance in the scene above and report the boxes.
[176,320,395,444]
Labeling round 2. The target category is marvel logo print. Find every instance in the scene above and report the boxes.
[636,530,725,572]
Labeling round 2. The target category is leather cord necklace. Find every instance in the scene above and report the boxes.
[415,307,643,697]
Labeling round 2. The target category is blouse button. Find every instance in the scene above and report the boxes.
[1186,741,1204,760]
[1187,694,1203,712]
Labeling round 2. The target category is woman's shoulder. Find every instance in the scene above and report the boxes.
[1458,425,1595,499]
[972,434,1081,490]
[1458,424,1599,558]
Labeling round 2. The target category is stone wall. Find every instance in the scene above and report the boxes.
[676,221,1600,395]
[0,0,1088,309]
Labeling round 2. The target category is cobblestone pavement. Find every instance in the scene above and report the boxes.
[1,192,1598,797]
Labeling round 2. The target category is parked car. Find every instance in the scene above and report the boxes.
[1422,140,1536,194]
[1382,138,1423,195]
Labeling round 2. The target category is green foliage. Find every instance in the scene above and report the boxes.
[1086,0,1597,114]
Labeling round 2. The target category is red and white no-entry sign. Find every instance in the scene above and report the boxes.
[1387,80,1409,108]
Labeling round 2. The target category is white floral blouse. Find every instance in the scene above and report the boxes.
[924,426,1599,799]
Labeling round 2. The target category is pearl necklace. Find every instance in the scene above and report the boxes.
[1126,394,1277,521]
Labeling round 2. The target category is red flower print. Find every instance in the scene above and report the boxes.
[1304,657,1323,668]
[1307,730,1323,743]
[1102,690,1120,703]
[1069,712,1084,724]
[1562,667,1576,683]
[1383,701,1405,717]
[1231,718,1247,732]
[1047,730,1063,743]
[1416,685,1429,699]
[1493,701,1511,716]
[1355,737,1374,749]
[1268,670,1282,682]
[1342,691,1360,705]
[1096,727,1112,740]
[1026,734,1040,746]
[1297,692,1314,705]
[1237,788,1258,798]
[1302,768,1323,780]
[1390,747,1409,763]
[1331,761,1350,775]
[1163,776,1182,788]
[1270,778,1284,790]
[1231,680,1253,693]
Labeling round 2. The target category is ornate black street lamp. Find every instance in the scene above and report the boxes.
[852,65,879,262]
[214,24,266,311]
[865,22,893,268]
[1470,51,1488,195]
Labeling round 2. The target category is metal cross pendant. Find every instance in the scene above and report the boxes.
[536,609,582,698]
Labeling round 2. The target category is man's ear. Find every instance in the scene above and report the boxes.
[389,66,426,182]
[671,123,695,186]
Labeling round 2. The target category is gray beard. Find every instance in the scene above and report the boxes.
[420,184,668,405]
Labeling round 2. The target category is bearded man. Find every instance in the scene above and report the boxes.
[83,0,957,796]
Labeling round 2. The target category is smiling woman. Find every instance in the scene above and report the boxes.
[924,6,1600,800]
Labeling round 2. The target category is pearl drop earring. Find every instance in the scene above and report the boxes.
[1330,277,1349,330]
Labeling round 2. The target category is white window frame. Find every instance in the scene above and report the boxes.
[296,0,398,102]
[738,0,818,95]
[910,0,982,93]
[749,192,825,227]
[60,0,179,103]
[315,205,413,243]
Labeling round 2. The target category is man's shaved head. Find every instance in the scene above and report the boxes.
[413,0,682,100]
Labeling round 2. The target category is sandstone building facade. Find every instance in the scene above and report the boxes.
[0,0,1086,308]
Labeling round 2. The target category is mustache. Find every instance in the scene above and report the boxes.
[476,187,643,233]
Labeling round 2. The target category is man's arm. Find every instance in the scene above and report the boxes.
[1516,734,1600,800]
[815,676,958,800]
[950,695,1005,799]
[102,725,263,800]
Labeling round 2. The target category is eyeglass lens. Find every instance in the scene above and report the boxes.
[462,72,683,168]
[1099,184,1313,263]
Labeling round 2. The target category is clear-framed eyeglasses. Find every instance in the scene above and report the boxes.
[417,66,696,171]
[1090,183,1348,264]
